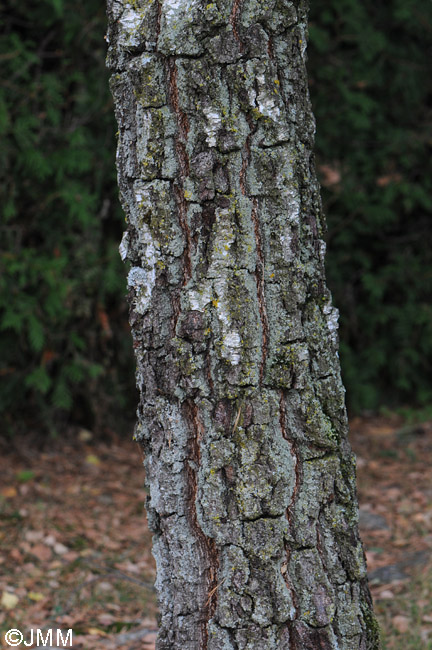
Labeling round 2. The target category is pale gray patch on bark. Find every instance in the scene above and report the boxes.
[107,0,381,647]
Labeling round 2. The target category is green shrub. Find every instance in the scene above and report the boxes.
[1,0,431,434]
[0,0,135,434]
[309,0,432,411]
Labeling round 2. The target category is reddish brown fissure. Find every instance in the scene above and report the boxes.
[167,58,192,284]
[267,35,274,60]
[170,290,181,338]
[229,0,243,50]
[184,400,220,649]
[279,391,300,645]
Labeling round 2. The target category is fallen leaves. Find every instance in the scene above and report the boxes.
[27,591,45,602]
[86,454,101,466]
[1,591,18,609]
[1,486,17,498]
[0,435,157,648]
[29,543,52,562]
[352,415,432,649]
[1,416,431,649]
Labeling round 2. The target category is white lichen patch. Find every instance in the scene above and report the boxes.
[244,61,289,141]
[298,23,308,60]
[136,108,153,160]
[119,230,130,261]
[256,74,281,123]
[119,7,142,32]
[280,188,300,262]
[159,0,202,53]
[146,401,189,521]
[280,231,294,263]
[284,186,301,222]
[126,187,160,314]
[160,399,189,452]
[127,264,156,314]
[138,218,160,268]
[214,278,242,366]
[188,283,213,312]
[134,179,185,261]
[323,303,339,345]
[318,239,326,264]
[162,0,194,24]
[258,93,281,122]
[222,330,242,364]
[207,208,235,275]
[203,106,222,148]
[130,53,153,67]
[204,208,242,364]
[118,6,148,51]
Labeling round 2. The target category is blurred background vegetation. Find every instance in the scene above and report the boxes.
[0,0,431,435]
[309,0,432,414]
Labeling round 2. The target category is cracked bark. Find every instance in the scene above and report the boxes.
[106,0,381,648]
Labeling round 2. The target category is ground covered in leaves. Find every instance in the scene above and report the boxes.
[0,431,157,649]
[0,415,431,649]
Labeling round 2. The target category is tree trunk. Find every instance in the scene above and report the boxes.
[106,1,380,647]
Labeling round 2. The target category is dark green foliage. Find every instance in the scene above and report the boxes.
[0,0,135,434]
[309,0,432,411]
[1,0,431,433]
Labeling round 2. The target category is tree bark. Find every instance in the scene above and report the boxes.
[106,0,380,648]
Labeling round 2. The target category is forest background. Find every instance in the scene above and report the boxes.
[1,0,431,436]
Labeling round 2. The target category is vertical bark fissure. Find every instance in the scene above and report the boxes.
[167,58,192,285]
[185,401,220,649]
[251,198,269,383]
[267,36,274,61]
[155,0,162,49]
[170,291,181,338]
[239,131,251,198]
[279,392,301,527]
[279,390,301,647]
[229,0,243,51]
